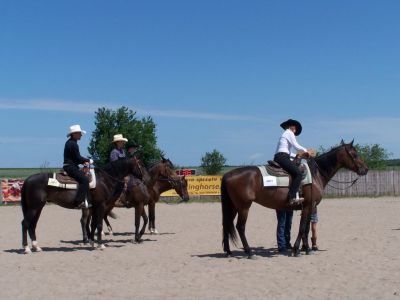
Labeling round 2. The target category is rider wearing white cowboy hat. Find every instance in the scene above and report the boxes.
[110,134,128,162]
[108,134,130,205]
[274,119,309,206]
[63,124,92,209]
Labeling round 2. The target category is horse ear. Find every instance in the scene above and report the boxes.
[340,139,345,145]
[350,139,354,146]
[161,156,166,162]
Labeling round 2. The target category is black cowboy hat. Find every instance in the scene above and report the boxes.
[280,119,302,136]
[126,140,139,148]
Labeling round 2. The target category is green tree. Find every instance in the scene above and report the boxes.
[354,143,391,169]
[88,106,163,167]
[201,149,227,175]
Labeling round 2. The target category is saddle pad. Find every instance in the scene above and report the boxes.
[257,162,312,187]
[48,169,96,189]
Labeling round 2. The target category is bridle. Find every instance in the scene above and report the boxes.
[312,145,361,190]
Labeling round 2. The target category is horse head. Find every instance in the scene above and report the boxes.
[151,157,179,181]
[174,176,190,202]
[339,139,368,176]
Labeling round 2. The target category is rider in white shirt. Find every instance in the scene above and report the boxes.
[274,119,308,205]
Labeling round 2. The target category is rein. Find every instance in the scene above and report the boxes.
[310,155,361,191]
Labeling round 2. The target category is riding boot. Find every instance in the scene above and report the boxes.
[311,237,318,251]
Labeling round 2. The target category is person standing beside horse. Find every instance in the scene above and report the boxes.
[274,119,309,206]
[276,209,293,253]
[63,124,92,209]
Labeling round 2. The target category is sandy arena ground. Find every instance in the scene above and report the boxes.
[1,197,400,299]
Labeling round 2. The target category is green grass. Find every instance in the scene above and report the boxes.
[0,168,60,179]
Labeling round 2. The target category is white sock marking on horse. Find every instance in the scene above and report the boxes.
[32,241,43,252]
[24,246,32,254]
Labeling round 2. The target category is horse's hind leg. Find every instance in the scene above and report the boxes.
[30,206,44,252]
[22,206,44,253]
[236,208,254,259]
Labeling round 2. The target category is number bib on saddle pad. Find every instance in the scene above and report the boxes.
[257,161,312,187]
[47,169,96,189]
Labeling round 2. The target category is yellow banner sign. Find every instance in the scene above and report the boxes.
[161,176,222,196]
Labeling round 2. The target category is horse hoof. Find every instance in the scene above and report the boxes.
[33,246,43,252]
[97,244,106,250]
[32,241,42,252]
[24,247,32,254]
[247,254,257,260]
[225,252,233,258]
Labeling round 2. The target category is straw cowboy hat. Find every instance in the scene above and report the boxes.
[66,124,87,137]
[112,134,128,143]
[280,119,302,136]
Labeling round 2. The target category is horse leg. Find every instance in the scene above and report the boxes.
[293,206,312,257]
[236,208,254,259]
[301,218,311,255]
[22,206,44,254]
[80,208,91,244]
[140,208,148,237]
[30,206,44,252]
[95,204,106,249]
[148,201,157,234]
[104,215,113,236]
[133,202,143,243]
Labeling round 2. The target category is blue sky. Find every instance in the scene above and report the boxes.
[1,0,399,168]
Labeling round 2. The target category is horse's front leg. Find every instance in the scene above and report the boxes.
[80,208,91,244]
[293,206,311,257]
[90,204,105,249]
[148,201,157,234]
[140,208,148,237]
[133,203,143,243]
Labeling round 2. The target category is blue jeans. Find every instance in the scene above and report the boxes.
[276,210,293,250]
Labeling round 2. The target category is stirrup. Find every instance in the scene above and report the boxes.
[289,197,304,205]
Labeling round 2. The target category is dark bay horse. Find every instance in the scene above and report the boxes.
[80,162,151,244]
[221,140,368,258]
[21,157,143,254]
[82,158,187,241]
[147,175,189,234]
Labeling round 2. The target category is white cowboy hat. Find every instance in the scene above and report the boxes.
[66,124,87,137]
[112,134,128,143]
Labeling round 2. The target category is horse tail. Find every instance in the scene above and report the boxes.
[20,180,28,217]
[221,175,238,248]
[108,210,118,219]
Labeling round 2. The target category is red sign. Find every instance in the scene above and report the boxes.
[176,169,196,176]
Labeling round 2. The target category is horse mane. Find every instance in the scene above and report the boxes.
[308,144,343,177]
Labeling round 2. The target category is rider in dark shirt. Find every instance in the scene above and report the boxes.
[63,124,91,209]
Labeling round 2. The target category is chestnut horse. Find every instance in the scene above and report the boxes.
[221,140,368,258]
[21,157,143,254]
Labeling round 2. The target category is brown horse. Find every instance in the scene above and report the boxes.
[21,157,144,254]
[80,163,151,244]
[147,175,189,234]
[82,158,187,241]
[221,140,368,258]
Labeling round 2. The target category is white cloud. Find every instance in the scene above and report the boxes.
[0,99,266,122]
[248,152,265,161]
